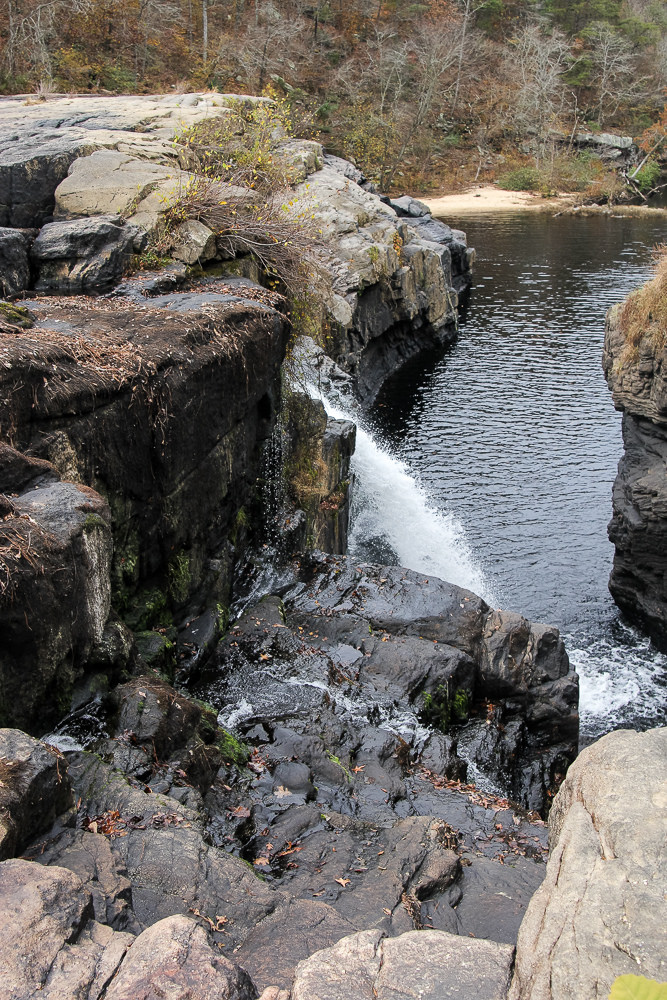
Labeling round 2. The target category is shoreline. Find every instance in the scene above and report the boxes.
[422,185,574,216]
[423,185,667,219]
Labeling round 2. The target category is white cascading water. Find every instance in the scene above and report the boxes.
[309,386,495,605]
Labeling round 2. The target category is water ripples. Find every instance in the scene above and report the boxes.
[370,212,667,740]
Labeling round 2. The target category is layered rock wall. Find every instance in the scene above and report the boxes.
[603,301,667,644]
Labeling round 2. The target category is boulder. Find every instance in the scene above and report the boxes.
[509,727,667,1000]
[290,927,515,1000]
[0,858,133,1000]
[171,218,218,264]
[31,214,145,293]
[0,730,72,860]
[0,227,31,297]
[54,149,177,219]
[0,446,113,733]
[104,914,257,1000]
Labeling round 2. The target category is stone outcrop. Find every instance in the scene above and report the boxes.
[0,92,261,228]
[0,94,472,403]
[0,276,288,731]
[603,300,667,645]
[0,445,114,732]
[303,156,472,403]
[31,214,146,293]
[509,727,667,999]
[0,729,73,859]
[0,858,255,1000]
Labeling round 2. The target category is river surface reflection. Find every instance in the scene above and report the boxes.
[365,212,667,742]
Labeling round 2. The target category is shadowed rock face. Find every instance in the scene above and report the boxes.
[0,445,113,732]
[0,276,289,732]
[603,302,667,645]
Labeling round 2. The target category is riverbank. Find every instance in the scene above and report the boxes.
[424,184,667,219]
[423,185,573,216]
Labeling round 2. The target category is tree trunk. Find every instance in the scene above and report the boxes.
[203,0,208,62]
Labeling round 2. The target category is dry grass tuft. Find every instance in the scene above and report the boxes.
[620,244,667,358]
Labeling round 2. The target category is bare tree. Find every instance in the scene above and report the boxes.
[450,0,488,114]
[511,22,570,159]
[585,22,645,126]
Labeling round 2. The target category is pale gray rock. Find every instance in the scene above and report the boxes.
[104,914,256,1000]
[291,928,515,1000]
[0,729,72,860]
[509,727,667,1000]
[0,93,248,227]
[171,218,218,264]
[55,150,177,219]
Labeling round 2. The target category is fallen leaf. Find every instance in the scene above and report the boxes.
[274,785,291,798]
[230,805,251,819]
[335,877,351,887]
[254,857,270,866]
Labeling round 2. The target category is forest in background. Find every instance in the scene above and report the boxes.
[1,0,666,194]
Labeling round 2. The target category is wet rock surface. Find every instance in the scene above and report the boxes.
[0,276,289,734]
[603,301,667,645]
[0,445,114,732]
[0,729,72,860]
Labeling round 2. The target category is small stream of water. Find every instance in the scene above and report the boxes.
[339,211,666,743]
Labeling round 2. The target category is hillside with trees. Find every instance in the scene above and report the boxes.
[1,0,666,194]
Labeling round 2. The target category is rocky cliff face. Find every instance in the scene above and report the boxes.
[0,278,289,731]
[603,301,667,645]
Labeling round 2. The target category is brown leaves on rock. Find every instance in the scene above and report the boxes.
[83,809,191,838]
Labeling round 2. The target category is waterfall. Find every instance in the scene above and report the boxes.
[309,386,495,604]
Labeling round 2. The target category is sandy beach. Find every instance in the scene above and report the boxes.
[423,185,572,216]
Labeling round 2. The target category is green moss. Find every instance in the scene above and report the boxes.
[123,587,172,632]
[168,550,191,604]
[420,684,469,734]
[216,728,250,767]
[215,603,229,638]
[82,513,107,533]
[0,302,34,329]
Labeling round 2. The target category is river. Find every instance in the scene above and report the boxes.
[346,211,667,744]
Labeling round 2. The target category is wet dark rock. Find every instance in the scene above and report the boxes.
[43,749,282,945]
[603,301,667,645]
[26,828,138,932]
[0,281,289,636]
[0,227,32,297]
[0,445,114,733]
[234,899,357,991]
[31,215,145,293]
[0,729,73,860]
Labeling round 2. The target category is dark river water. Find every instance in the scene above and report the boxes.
[349,211,667,743]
